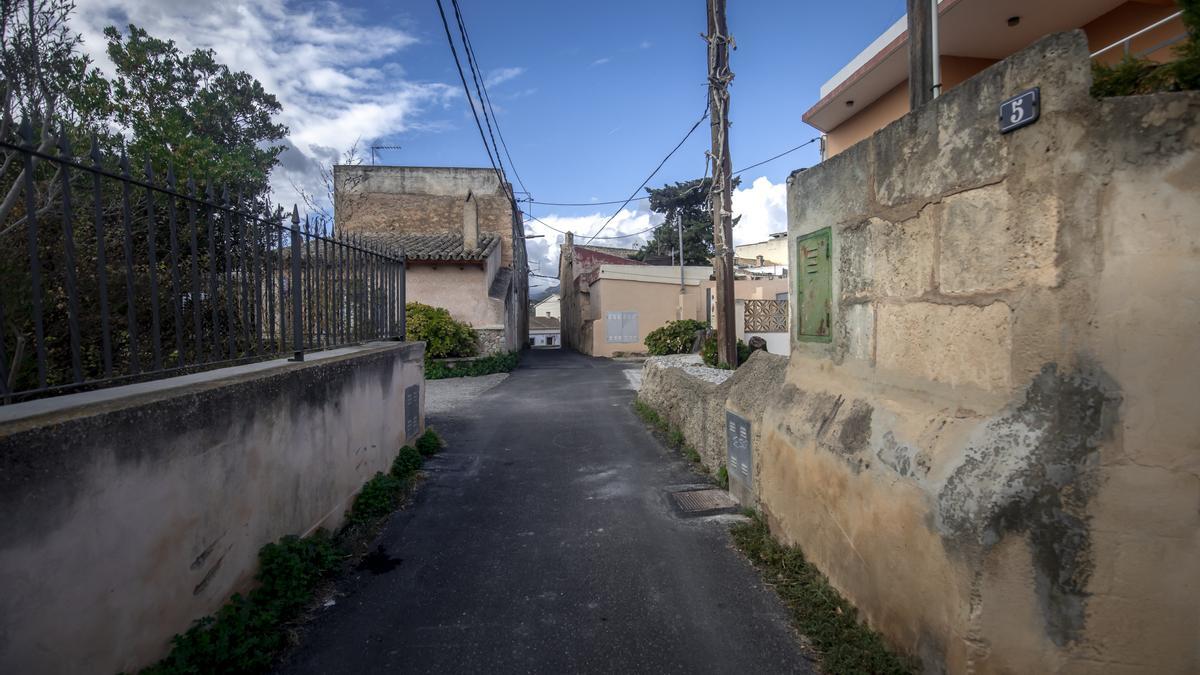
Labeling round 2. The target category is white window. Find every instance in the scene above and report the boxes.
[606,311,638,343]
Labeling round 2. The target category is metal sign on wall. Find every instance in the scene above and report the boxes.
[405,385,420,439]
[999,87,1040,134]
[726,411,752,483]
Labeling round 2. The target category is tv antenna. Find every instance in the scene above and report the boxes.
[370,145,403,165]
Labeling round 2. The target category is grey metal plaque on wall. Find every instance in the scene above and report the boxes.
[405,385,420,439]
[726,411,752,482]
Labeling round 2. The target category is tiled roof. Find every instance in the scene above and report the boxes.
[529,316,560,330]
[360,231,500,261]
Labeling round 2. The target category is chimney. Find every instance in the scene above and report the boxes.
[463,190,479,250]
[756,255,764,267]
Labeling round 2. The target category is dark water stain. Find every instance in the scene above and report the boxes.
[938,362,1121,646]
[358,545,403,575]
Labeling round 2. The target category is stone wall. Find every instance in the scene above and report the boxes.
[476,328,507,355]
[641,31,1199,674]
[0,342,426,674]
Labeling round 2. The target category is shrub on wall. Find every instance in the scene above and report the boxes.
[1091,0,1200,96]
[644,319,709,355]
[701,335,750,369]
[405,303,479,359]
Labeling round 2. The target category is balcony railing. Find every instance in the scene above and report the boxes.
[1091,10,1186,60]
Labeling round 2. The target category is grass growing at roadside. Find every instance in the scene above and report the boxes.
[635,398,707,473]
[415,428,444,456]
[731,511,915,675]
[142,433,442,673]
[716,464,729,489]
[633,398,666,430]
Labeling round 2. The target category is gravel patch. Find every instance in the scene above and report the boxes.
[425,373,509,417]
[643,354,734,385]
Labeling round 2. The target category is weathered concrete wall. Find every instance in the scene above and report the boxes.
[644,31,1200,674]
[0,342,426,674]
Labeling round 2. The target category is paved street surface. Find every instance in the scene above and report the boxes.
[278,349,813,674]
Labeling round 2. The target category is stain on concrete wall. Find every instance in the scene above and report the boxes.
[0,342,425,674]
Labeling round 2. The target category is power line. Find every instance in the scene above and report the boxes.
[523,212,658,241]
[451,0,528,196]
[528,136,818,208]
[449,0,526,196]
[529,196,651,207]
[584,101,710,244]
[732,136,819,176]
[434,0,507,198]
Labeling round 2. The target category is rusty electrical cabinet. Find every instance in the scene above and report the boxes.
[795,228,832,342]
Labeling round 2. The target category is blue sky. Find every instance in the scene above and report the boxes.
[75,0,906,281]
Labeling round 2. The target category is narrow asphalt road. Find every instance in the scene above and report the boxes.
[278,349,813,674]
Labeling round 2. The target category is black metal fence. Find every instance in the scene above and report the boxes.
[0,118,406,404]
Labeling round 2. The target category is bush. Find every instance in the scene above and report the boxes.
[644,319,709,355]
[415,428,443,457]
[405,303,478,359]
[701,335,750,369]
[1091,0,1200,96]
[391,445,423,478]
[348,472,406,524]
[142,533,340,674]
[425,351,519,379]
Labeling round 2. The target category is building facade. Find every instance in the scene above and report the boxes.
[335,165,528,352]
[805,0,1187,158]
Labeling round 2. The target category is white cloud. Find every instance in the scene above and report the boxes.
[485,67,524,87]
[731,176,787,245]
[72,0,457,211]
[639,40,652,49]
[590,57,611,67]
[522,206,664,283]
[522,176,788,288]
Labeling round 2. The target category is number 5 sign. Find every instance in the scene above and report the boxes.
[999,87,1040,134]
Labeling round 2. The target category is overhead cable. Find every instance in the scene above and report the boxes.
[583,102,710,244]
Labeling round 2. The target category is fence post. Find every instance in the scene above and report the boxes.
[290,205,304,362]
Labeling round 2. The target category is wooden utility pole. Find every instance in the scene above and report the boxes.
[707,0,737,367]
[907,0,935,109]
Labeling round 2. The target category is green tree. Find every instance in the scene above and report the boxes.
[635,177,739,266]
[102,24,288,196]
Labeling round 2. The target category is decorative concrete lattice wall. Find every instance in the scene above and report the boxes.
[744,299,788,333]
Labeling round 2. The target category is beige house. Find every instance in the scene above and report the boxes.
[559,233,794,357]
[335,165,528,353]
[532,292,560,319]
[733,233,788,268]
[805,0,1187,158]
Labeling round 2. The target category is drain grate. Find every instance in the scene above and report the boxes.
[671,488,737,514]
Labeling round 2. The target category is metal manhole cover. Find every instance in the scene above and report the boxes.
[671,489,737,515]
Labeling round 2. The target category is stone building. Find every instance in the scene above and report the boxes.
[335,165,528,353]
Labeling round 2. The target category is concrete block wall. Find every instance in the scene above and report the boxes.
[777,31,1199,673]
[0,342,426,674]
[642,31,1199,674]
